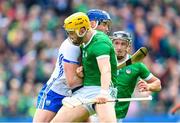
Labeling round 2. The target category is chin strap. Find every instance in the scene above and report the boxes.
[92,21,99,30]
[75,29,87,37]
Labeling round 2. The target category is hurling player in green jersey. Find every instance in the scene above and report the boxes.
[111,31,161,122]
[51,12,117,122]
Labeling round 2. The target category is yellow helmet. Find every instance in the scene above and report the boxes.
[64,12,91,37]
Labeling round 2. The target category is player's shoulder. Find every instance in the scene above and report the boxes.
[93,31,112,45]
[94,31,110,40]
[61,38,73,46]
[61,38,80,50]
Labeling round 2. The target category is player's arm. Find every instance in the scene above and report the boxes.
[138,76,161,92]
[64,62,82,88]
[146,76,161,92]
[62,41,83,89]
[97,56,111,91]
[138,63,161,92]
[96,56,111,103]
[93,41,112,103]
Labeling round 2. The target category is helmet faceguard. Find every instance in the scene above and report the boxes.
[111,31,132,43]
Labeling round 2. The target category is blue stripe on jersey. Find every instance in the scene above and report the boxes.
[63,59,80,65]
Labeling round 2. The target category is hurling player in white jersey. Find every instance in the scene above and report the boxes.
[33,37,82,122]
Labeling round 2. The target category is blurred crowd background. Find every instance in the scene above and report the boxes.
[0,0,179,122]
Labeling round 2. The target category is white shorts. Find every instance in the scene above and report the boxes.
[72,86,117,115]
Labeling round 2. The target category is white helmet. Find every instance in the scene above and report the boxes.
[111,31,132,42]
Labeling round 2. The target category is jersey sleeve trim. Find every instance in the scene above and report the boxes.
[96,55,110,60]
[63,59,80,65]
[143,73,153,81]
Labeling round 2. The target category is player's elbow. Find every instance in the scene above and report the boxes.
[66,77,75,88]
[67,77,82,88]
[67,80,78,88]
[67,81,75,88]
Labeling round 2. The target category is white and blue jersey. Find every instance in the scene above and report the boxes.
[36,38,81,113]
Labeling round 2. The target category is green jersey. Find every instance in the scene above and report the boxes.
[82,31,117,86]
[115,56,152,119]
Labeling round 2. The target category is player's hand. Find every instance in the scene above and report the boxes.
[137,80,149,92]
[95,90,109,104]
[76,66,84,78]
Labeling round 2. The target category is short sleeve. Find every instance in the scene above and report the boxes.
[139,62,152,80]
[62,39,81,64]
